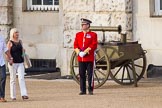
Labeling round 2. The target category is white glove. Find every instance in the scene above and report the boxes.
[79,52,86,57]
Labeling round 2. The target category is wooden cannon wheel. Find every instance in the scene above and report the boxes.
[109,51,147,85]
[70,48,110,89]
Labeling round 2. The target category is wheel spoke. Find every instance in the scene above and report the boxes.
[96,64,107,67]
[121,66,125,82]
[94,71,100,84]
[126,66,132,83]
[127,64,140,78]
[136,72,140,78]
[95,69,106,77]
[96,55,105,63]
[114,66,123,77]
[127,64,133,70]
[134,64,143,68]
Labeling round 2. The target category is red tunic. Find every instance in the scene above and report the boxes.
[74,31,97,62]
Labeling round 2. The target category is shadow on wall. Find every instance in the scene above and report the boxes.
[25,59,59,73]
[147,64,162,78]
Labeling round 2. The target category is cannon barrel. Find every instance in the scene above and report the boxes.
[90,25,122,34]
[90,25,122,43]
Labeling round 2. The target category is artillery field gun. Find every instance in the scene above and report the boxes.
[70,25,147,88]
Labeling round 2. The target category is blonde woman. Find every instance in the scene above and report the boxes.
[7,28,29,100]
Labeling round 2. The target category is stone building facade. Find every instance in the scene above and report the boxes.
[61,0,133,75]
[0,0,133,76]
[62,0,133,48]
[1,0,162,76]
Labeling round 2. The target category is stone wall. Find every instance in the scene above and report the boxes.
[60,0,133,75]
[133,0,162,70]
[62,0,133,48]
[0,0,13,39]
[2,0,133,76]
[13,0,60,60]
[12,0,66,74]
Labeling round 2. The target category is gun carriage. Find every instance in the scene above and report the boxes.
[70,25,147,88]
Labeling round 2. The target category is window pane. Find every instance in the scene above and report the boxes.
[43,0,53,5]
[32,0,42,5]
[160,0,162,10]
[54,0,59,5]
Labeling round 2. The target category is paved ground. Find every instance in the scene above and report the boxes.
[1,72,162,108]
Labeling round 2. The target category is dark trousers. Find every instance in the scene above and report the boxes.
[79,62,94,93]
[0,65,6,98]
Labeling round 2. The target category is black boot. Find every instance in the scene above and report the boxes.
[88,87,93,95]
[79,92,86,95]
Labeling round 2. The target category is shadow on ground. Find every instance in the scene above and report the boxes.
[25,71,73,80]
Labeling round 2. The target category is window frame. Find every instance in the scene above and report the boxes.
[26,0,59,11]
[154,0,162,15]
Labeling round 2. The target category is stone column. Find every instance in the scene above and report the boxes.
[0,0,13,39]
[60,0,133,75]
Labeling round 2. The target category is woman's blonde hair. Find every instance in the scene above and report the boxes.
[9,28,19,41]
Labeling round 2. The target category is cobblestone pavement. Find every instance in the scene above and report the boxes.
[1,73,162,108]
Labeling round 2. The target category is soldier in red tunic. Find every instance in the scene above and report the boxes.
[74,18,98,95]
